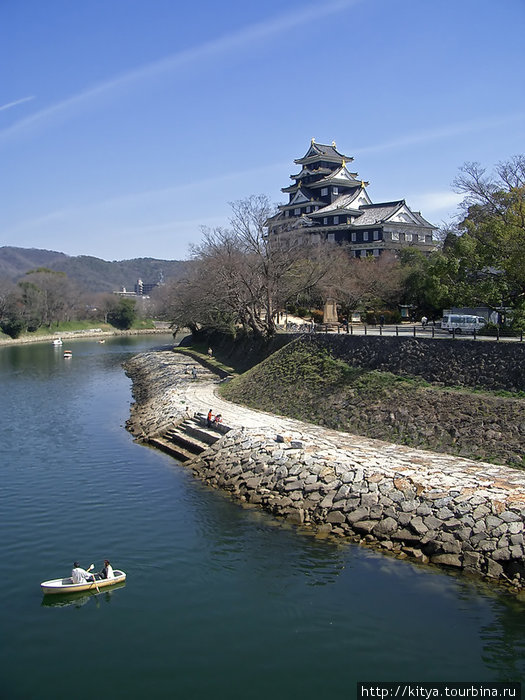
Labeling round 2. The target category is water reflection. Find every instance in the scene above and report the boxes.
[41,582,126,609]
[3,334,525,697]
[481,593,525,680]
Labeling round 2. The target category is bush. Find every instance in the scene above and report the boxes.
[1,317,27,339]
[107,298,137,330]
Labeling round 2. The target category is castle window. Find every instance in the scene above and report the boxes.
[373,249,380,257]
[285,211,289,217]
[363,231,369,241]
[418,233,425,241]
[334,216,339,224]
[405,233,413,242]
[306,206,311,213]
[373,230,380,240]
[327,233,335,242]
[391,231,399,241]
[333,187,339,195]
[321,188,328,196]
[351,232,356,242]
[323,217,328,225]
[294,208,301,215]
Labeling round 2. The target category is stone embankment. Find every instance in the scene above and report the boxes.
[124,350,525,589]
[0,327,169,347]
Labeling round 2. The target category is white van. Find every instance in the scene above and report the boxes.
[441,314,486,333]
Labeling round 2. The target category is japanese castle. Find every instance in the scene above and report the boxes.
[267,139,436,257]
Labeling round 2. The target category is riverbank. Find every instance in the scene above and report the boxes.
[124,349,525,591]
[0,327,171,347]
[219,336,525,469]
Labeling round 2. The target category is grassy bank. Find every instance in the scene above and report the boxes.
[218,337,525,469]
[0,318,159,344]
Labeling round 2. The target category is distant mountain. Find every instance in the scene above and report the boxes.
[0,246,188,293]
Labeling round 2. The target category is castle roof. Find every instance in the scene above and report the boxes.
[295,140,353,166]
[308,189,372,216]
[354,202,434,228]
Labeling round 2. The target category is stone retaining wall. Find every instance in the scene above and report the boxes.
[297,334,525,392]
[124,351,525,588]
[197,331,525,391]
[190,427,525,585]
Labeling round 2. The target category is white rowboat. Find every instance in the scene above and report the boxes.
[41,569,126,595]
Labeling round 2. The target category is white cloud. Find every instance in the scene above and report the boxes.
[354,114,525,155]
[0,96,35,113]
[408,191,463,213]
[0,0,360,145]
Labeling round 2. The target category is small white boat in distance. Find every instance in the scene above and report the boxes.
[41,569,126,595]
[52,338,63,346]
[63,350,72,358]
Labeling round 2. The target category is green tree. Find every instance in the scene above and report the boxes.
[18,268,80,329]
[400,156,525,320]
[449,156,525,310]
[107,297,137,330]
[0,282,27,338]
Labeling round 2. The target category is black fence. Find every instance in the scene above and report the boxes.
[296,323,525,342]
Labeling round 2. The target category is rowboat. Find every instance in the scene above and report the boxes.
[41,569,126,595]
[63,350,72,358]
[41,581,127,607]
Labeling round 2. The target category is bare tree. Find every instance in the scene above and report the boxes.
[322,251,405,312]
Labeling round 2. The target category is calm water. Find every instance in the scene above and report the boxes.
[1,335,524,699]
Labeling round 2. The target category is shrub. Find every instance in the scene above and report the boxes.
[1,317,27,338]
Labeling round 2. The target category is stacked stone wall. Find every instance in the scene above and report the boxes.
[124,350,525,588]
[298,335,525,392]
[190,427,525,584]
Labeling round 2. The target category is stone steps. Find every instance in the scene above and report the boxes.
[149,415,228,462]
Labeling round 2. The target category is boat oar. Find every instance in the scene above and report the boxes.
[87,563,100,593]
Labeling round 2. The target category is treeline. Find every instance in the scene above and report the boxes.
[3,156,522,340]
[0,267,143,337]
[158,156,525,338]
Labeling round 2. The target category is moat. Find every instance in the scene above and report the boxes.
[1,336,524,699]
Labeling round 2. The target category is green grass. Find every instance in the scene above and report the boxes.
[217,337,525,469]
[30,320,112,335]
[0,318,159,341]
[173,346,238,377]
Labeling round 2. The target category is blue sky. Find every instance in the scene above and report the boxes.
[2,0,524,262]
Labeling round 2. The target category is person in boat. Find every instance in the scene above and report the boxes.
[71,562,95,584]
[100,559,114,579]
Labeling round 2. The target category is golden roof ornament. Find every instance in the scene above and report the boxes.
[332,140,336,147]
[341,159,346,168]
[361,180,365,188]
[311,137,315,144]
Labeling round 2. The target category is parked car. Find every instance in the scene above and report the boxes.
[441,314,486,333]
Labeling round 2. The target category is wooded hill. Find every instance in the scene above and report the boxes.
[0,246,187,293]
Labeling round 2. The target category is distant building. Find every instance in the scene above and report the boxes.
[267,139,436,257]
[134,279,159,296]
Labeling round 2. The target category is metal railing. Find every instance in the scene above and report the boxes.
[291,323,525,343]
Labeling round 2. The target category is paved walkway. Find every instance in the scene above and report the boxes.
[181,369,301,432]
[174,354,525,491]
